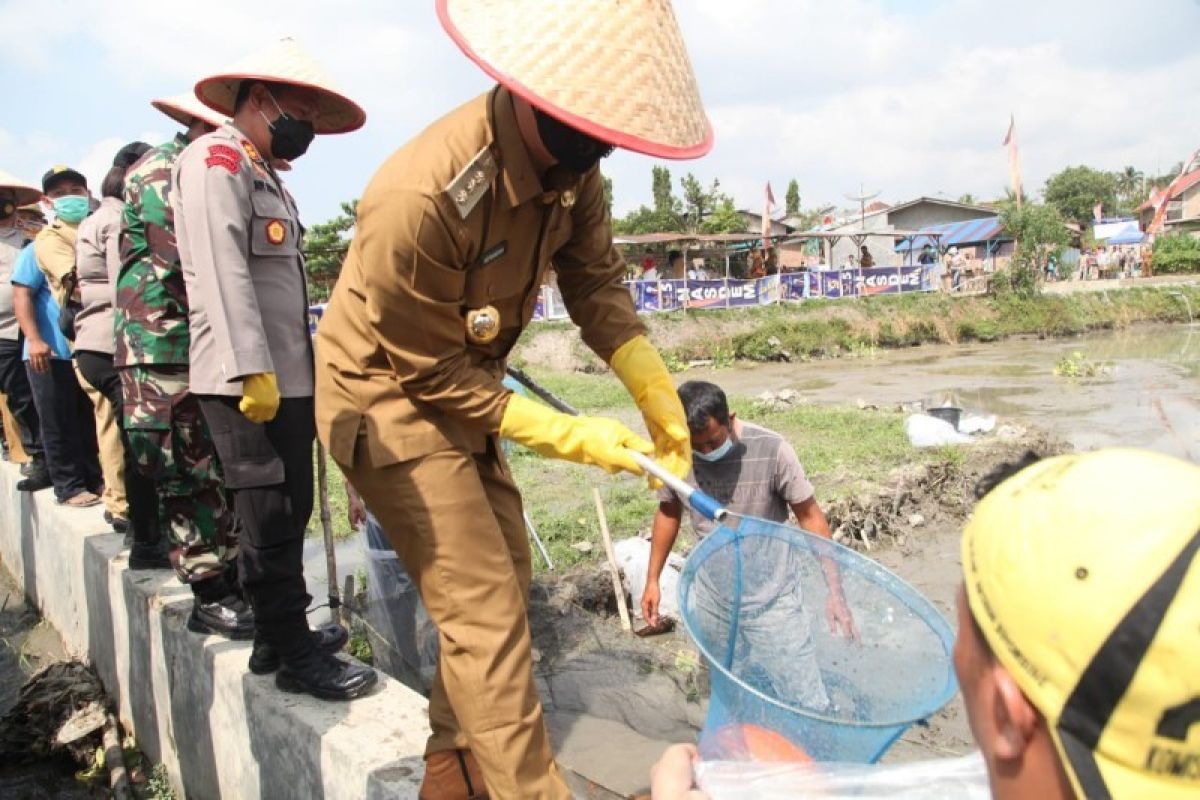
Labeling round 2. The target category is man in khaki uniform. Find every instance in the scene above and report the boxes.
[315,2,711,796]
[174,39,375,697]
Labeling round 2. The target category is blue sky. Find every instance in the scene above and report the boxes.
[2,0,1198,225]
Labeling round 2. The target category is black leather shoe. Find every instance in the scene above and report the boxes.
[16,467,51,492]
[129,541,171,571]
[104,511,129,534]
[248,624,350,675]
[187,594,255,640]
[276,652,377,700]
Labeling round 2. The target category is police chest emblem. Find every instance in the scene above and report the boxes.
[265,219,286,245]
[465,305,501,344]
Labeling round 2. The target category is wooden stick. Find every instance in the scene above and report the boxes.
[316,441,341,627]
[592,488,632,632]
[102,714,132,800]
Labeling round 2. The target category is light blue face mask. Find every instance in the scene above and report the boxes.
[52,195,90,224]
[694,436,735,462]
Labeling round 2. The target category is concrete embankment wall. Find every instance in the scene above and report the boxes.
[0,461,431,799]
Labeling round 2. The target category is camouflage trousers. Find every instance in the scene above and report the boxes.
[119,365,236,583]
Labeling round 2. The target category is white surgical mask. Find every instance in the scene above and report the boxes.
[695,437,735,462]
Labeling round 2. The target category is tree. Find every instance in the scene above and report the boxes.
[958,193,977,205]
[1043,165,1118,223]
[785,179,800,216]
[680,173,725,232]
[302,199,358,301]
[997,201,1068,298]
[612,167,683,234]
[601,175,614,217]
[702,196,746,234]
[651,166,679,217]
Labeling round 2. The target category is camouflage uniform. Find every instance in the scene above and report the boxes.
[116,134,234,582]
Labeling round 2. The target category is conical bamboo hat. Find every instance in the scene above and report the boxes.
[438,0,711,159]
[194,37,366,134]
[152,92,226,129]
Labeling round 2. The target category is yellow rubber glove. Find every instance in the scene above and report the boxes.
[500,394,653,475]
[610,335,691,483]
[239,372,281,423]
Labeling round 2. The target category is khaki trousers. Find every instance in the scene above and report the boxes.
[76,362,126,517]
[341,438,570,800]
[0,393,29,462]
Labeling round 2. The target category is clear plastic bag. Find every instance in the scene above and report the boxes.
[695,752,989,799]
[361,513,439,695]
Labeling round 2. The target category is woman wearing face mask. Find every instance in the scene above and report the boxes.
[10,165,103,506]
[74,141,158,539]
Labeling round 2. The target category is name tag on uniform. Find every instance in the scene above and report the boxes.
[480,241,507,266]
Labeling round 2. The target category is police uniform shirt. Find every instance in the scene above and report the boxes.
[173,123,312,398]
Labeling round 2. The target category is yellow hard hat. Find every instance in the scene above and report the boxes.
[963,448,1200,799]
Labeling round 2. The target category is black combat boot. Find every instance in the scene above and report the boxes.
[275,650,377,701]
[248,623,350,675]
[128,540,171,570]
[16,459,51,492]
[187,576,255,640]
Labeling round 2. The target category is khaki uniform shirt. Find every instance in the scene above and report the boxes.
[73,196,123,355]
[315,87,644,467]
[173,123,312,397]
[0,226,29,341]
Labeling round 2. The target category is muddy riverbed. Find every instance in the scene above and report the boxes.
[0,569,100,799]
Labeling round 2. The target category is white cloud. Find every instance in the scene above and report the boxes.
[2,0,1197,222]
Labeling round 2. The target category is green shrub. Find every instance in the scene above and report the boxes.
[1152,233,1200,275]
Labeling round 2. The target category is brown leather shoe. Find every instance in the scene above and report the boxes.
[419,749,488,799]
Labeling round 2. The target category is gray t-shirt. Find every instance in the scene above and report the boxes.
[0,227,29,341]
[660,420,815,537]
[661,421,817,608]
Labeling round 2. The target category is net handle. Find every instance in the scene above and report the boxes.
[628,451,728,522]
[505,365,729,521]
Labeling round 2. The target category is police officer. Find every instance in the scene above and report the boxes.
[0,170,46,487]
[314,1,711,795]
[174,39,375,698]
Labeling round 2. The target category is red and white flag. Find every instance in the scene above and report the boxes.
[763,182,776,243]
[1003,115,1023,206]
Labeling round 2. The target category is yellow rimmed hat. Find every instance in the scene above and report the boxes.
[962,448,1200,800]
[151,92,226,129]
[0,169,43,208]
[194,37,366,134]
[437,0,712,160]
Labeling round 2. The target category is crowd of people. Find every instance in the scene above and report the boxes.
[0,2,1196,799]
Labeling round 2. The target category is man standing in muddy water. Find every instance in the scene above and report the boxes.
[314,1,710,795]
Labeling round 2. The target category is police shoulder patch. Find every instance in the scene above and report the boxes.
[205,144,242,175]
[445,146,497,220]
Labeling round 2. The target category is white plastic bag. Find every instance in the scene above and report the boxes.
[905,414,973,447]
[958,414,997,435]
[614,536,684,624]
[695,752,989,799]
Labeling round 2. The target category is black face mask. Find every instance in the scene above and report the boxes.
[533,107,614,175]
[262,94,316,162]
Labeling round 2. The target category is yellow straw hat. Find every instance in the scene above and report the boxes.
[438,0,712,159]
[151,92,226,129]
[0,169,43,208]
[194,37,366,134]
[962,448,1200,800]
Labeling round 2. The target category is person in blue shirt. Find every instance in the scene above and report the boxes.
[11,195,102,506]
